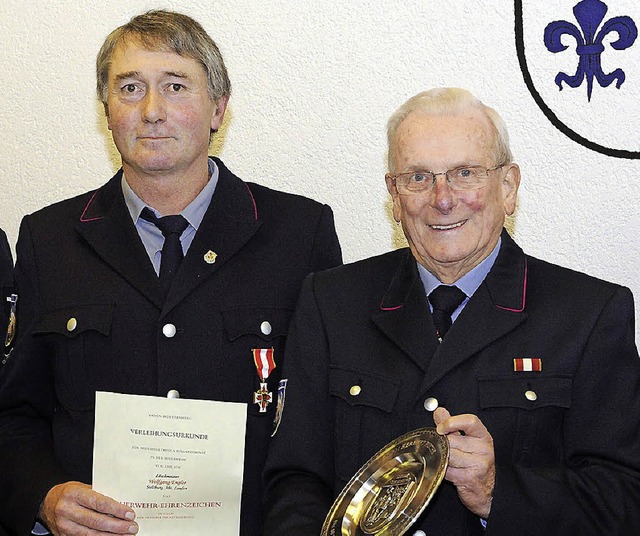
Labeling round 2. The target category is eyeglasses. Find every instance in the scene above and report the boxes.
[387,164,504,194]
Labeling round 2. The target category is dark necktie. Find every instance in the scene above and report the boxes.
[140,207,189,292]
[428,285,466,342]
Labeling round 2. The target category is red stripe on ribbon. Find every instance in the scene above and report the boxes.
[253,348,276,381]
[513,358,542,372]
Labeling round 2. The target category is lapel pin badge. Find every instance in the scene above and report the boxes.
[203,250,217,264]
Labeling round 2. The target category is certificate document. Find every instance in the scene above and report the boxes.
[93,392,247,535]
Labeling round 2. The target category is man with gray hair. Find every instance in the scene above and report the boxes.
[0,10,341,536]
[263,88,640,534]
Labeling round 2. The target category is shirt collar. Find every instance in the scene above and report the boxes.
[418,237,502,298]
[122,157,219,230]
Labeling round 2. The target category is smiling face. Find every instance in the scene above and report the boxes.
[386,109,520,283]
[105,37,227,183]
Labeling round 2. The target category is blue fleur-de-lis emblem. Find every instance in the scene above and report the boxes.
[544,0,637,101]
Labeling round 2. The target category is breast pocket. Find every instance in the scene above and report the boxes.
[329,366,401,481]
[222,306,292,345]
[34,303,113,412]
[478,375,572,466]
[221,306,292,411]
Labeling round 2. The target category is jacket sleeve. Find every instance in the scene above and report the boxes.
[0,228,14,340]
[263,274,336,534]
[0,217,68,535]
[308,204,342,272]
[487,285,640,535]
[0,228,12,284]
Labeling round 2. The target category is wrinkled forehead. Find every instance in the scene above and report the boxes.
[393,109,496,157]
[398,108,493,139]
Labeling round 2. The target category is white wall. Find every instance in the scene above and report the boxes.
[1,0,639,340]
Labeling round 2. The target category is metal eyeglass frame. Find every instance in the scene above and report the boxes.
[386,164,505,193]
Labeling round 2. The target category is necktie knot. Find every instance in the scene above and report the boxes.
[140,207,189,293]
[428,285,466,341]
[141,208,189,238]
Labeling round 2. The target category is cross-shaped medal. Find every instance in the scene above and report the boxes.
[253,382,273,413]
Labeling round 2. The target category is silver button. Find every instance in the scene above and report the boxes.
[525,390,537,401]
[162,323,177,338]
[413,531,427,536]
[349,385,361,396]
[260,321,272,335]
[167,389,180,399]
[66,317,77,332]
[424,397,439,412]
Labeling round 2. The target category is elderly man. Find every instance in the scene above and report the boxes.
[0,10,341,536]
[263,88,640,534]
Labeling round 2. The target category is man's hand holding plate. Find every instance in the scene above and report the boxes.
[433,406,495,519]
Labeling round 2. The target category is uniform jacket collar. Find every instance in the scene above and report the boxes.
[74,158,262,311]
[372,230,528,385]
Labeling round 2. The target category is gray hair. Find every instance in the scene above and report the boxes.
[96,10,231,106]
[386,88,512,171]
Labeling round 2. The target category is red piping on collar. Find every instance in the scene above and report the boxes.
[79,190,104,222]
[380,301,403,311]
[496,259,527,313]
[244,183,258,220]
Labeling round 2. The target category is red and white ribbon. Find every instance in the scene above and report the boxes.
[252,348,276,381]
[513,358,542,372]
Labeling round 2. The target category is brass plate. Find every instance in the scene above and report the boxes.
[321,428,448,536]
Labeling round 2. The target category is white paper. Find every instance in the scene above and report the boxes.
[93,392,247,535]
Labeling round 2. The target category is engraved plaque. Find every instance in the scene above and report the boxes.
[321,428,448,536]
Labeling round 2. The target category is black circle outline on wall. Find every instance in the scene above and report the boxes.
[515,0,640,159]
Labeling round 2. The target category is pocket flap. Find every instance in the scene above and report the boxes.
[330,366,401,413]
[222,307,292,341]
[34,303,113,338]
[478,375,572,410]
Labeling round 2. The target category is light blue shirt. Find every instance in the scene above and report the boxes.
[418,237,502,323]
[122,158,219,275]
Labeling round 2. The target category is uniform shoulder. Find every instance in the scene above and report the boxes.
[245,181,329,215]
[213,158,332,219]
[500,233,627,301]
[313,249,409,285]
[526,253,630,308]
[24,189,100,224]
[300,249,412,313]
[528,254,622,291]
[20,174,120,237]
